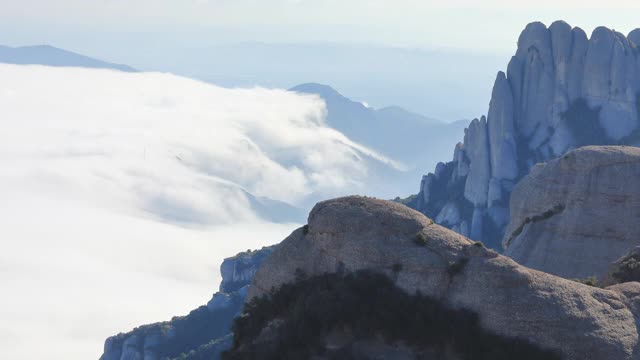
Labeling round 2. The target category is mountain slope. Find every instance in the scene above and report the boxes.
[238,196,638,360]
[290,83,467,198]
[411,21,640,249]
[0,44,136,71]
[100,247,275,360]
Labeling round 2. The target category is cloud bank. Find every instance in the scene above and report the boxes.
[0,64,391,359]
[0,64,394,225]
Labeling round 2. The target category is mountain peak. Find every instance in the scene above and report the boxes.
[413,21,640,249]
[0,44,137,72]
[289,83,346,101]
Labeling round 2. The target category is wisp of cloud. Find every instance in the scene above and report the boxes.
[0,64,391,359]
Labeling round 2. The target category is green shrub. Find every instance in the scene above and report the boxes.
[413,233,427,246]
[571,277,600,287]
[393,194,418,206]
[447,258,469,278]
[612,254,640,284]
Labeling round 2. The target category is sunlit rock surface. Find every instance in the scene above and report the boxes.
[248,196,640,360]
[503,146,640,279]
[411,21,640,249]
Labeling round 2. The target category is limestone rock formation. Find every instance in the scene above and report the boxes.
[247,196,640,360]
[503,146,640,280]
[411,21,640,249]
[99,246,274,360]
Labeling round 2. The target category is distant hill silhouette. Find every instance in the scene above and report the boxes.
[0,45,136,72]
[290,83,468,198]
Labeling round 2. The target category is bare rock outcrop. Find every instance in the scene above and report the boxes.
[248,196,640,360]
[503,146,640,280]
[100,246,275,360]
[411,21,640,249]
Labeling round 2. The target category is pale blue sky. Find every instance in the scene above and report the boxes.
[1,1,638,120]
[1,0,639,51]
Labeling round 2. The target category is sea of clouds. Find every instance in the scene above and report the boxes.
[0,64,395,359]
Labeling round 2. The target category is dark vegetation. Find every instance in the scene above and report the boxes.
[170,334,232,360]
[571,277,600,288]
[447,257,470,278]
[223,271,563,360]
[106,299,241,360]
[413,232,427,246]
[393,194,417,206]
[160,303,240,358]
[612,253,640,284]
[504,204,565,248]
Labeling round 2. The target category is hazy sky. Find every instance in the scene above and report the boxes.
[3,0,639,122]
[2,0,640,51]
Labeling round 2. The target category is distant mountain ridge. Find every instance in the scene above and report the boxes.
[0,44,137,72]
[290,83,468,198]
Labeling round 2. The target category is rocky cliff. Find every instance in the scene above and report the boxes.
[241,196,640,360]
[411,21,640,249]
[503,146,640,280]
[99,246,274,360]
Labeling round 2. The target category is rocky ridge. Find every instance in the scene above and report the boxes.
[503,146,640,279]
[411,21,640,249]
[246,196,640,360]
[99,246,274,360]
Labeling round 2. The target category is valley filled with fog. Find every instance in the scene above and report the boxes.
[0,64,400,359]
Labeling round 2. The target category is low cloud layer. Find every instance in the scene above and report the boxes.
[0,192,294,359]
[0,64,394,225]
[0,64,391,359]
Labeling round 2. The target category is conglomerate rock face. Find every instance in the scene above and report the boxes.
[248,196,640,360]
[503,146,640,280]
[411,21,640,249]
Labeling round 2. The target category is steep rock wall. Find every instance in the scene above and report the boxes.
[412,21,640,249]
[503,146,640,280]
